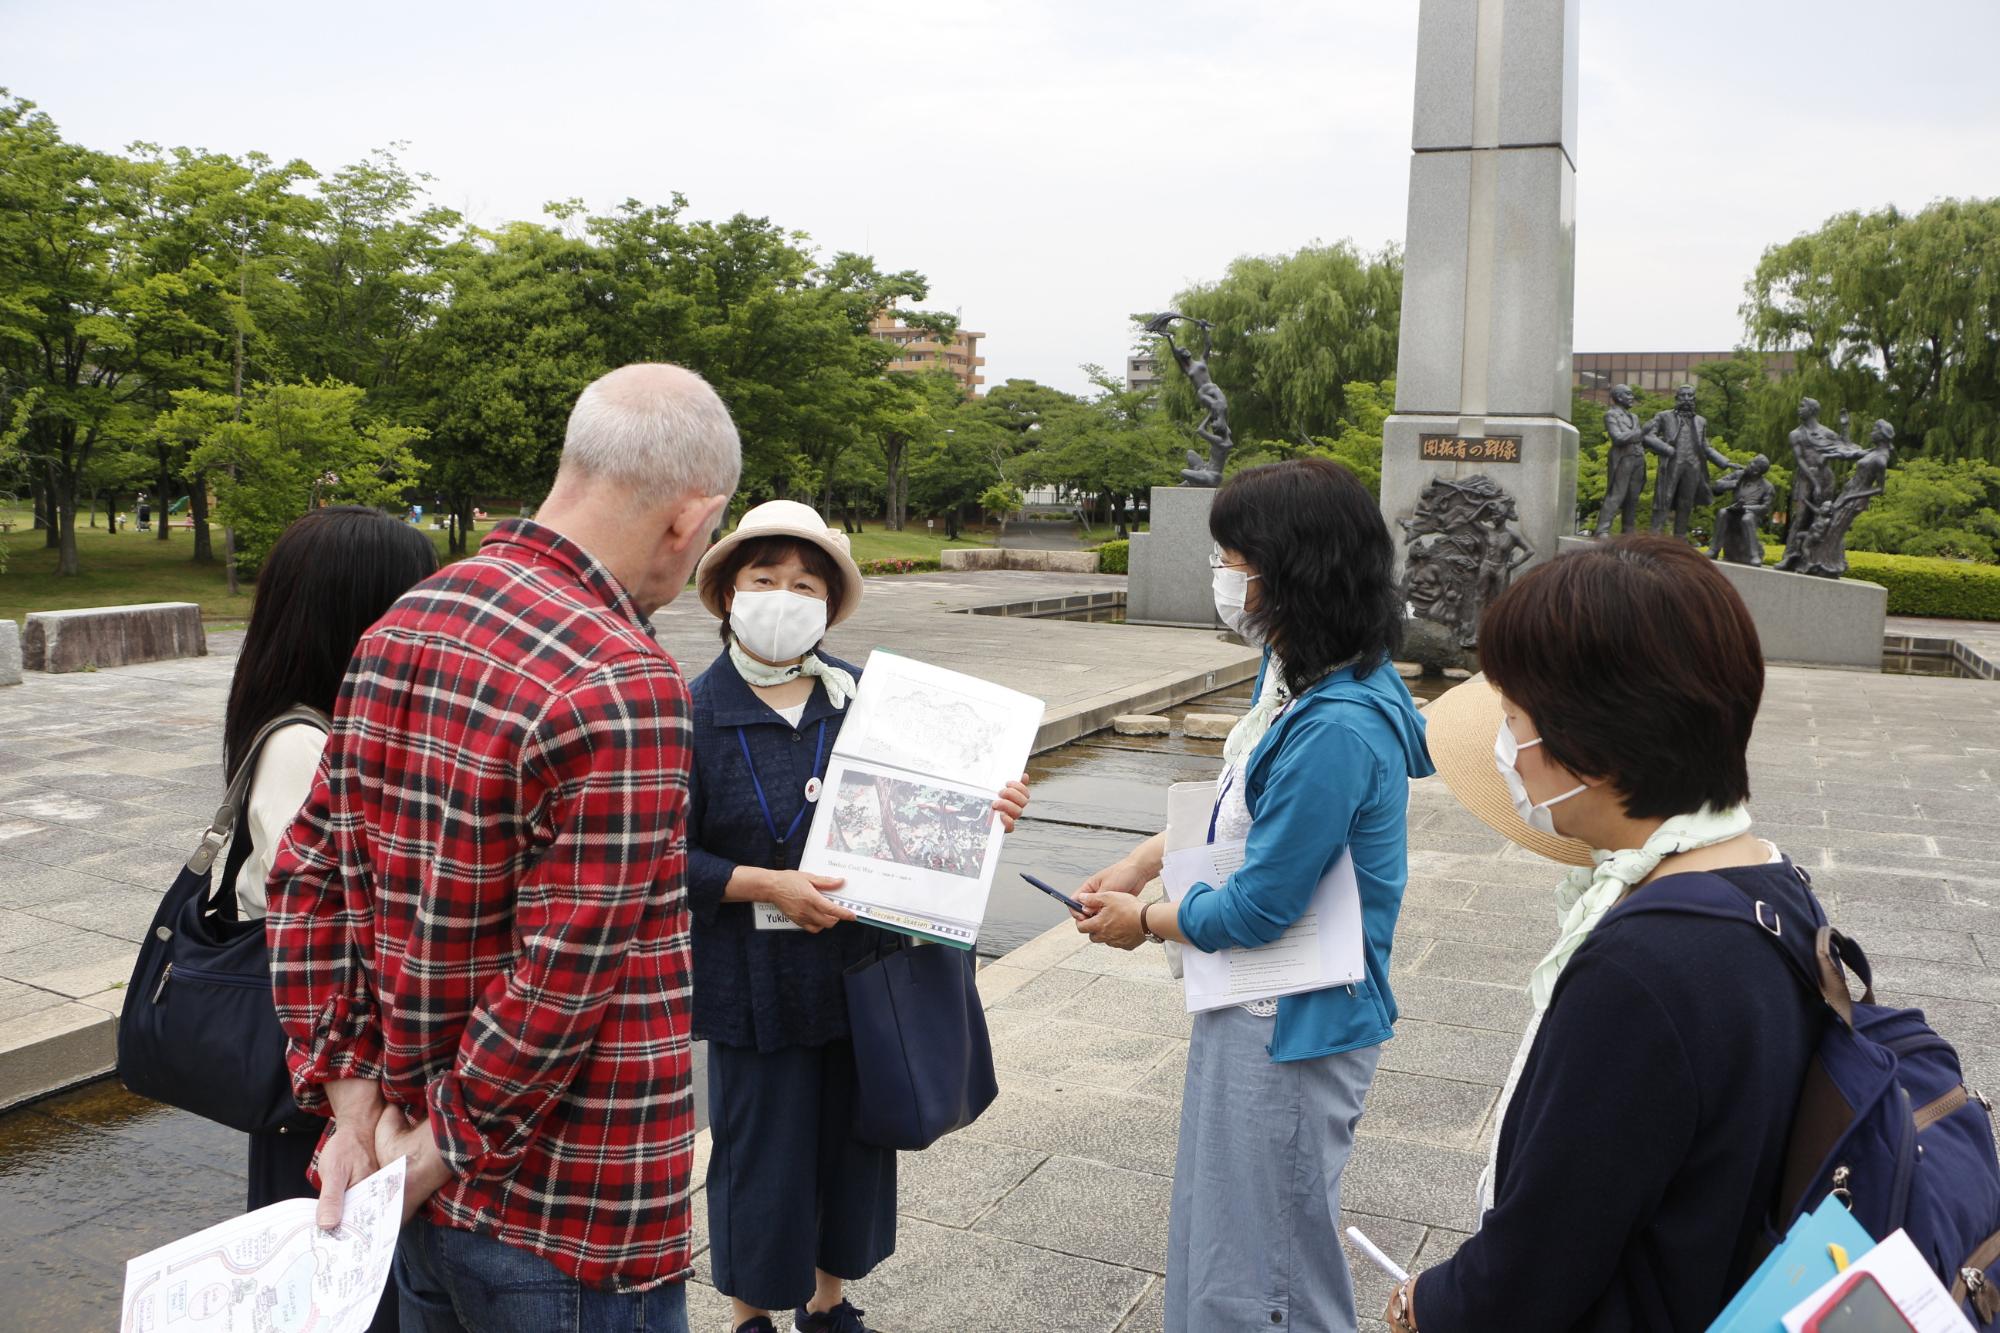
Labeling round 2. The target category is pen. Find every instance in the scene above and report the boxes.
[1346,1226,1410,1283]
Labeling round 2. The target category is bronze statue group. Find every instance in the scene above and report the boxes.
[1595,384,1892,577]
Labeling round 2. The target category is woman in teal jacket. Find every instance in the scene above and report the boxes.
[1078,458,1434,1333]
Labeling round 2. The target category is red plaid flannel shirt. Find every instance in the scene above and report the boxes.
[268,520,696,1290]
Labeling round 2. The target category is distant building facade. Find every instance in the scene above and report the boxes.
[1126,353,1161,396]
[1573,350,1796,403]
[871,313,986,395]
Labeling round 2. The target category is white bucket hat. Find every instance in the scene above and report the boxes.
[695,500,865,628]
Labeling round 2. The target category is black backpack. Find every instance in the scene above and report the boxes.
[118,707,329,1135]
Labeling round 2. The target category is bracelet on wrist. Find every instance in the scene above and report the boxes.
[1141,902,1166,945]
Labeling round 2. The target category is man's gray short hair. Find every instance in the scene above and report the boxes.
[557,364,742,503]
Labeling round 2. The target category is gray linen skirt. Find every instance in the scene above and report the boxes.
[1165,1004,1382,1333]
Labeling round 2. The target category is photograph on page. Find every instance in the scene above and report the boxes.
[764,649,1043,946]
[798,757,1007,946]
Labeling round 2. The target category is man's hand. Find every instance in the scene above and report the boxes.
[314,1079,388,1230]
[1076,891,1147,950]
[374,1106,456,1224]
[764,870,854,932]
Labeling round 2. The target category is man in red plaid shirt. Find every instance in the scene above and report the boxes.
[268,364,740,1331]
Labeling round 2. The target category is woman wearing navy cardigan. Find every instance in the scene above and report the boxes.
[1077,459,1436,1333]
[684,501,1030,1333]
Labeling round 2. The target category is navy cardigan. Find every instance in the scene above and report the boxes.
[685,648,890,1052]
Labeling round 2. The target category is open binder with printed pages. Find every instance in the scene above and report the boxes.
[1159,780,1365,1013]
[757,650,1042,949]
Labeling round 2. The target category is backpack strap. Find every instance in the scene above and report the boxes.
[1606,868,1874,1028]
[186,705,332,876]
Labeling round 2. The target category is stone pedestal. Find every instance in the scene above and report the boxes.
[22,603,207,673]
[1127,487,1219,628]
[1556,538,1886,668]
[1381,0,1581,642]
[0,620,20,687]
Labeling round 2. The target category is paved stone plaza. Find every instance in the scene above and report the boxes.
[2,573,1999,1330]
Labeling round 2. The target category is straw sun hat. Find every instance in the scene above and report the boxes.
[695,500,866,628]
[1423,672,1595,868]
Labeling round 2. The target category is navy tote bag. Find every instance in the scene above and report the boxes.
[118,707,328,1135]
[843,936,999,1151]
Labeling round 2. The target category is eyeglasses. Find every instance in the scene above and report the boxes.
[1208,546,1252,572]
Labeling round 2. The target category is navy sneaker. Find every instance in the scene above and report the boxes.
[794,1300,869,1333]
[733,1319,777,1333]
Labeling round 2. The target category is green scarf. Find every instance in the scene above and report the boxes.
[1528,802,1754,1011]
[728,640,856,711]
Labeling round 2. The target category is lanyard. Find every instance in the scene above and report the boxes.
[1206,769,1236,845]
[736,719,829,845]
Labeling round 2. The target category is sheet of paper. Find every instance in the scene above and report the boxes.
[121,1157,405,1333]
[825,650,1043,793]
[1780,1229,1975,1333]
[780,650,1044,947]
[1161,840,1364,1013]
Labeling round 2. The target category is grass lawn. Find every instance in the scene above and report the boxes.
[0,505,498,625]
[2,508,996,625]
[840,522,992,563]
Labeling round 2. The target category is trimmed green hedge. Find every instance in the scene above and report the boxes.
[1760,545,2000,620]
[855,556,941,576]
[1094,540,1130,574]
[1845,551,2000,620]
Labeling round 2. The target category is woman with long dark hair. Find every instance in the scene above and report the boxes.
[223,505,437,1221]
[1075,458,1435,1333]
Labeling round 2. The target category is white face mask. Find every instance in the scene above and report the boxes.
[1212,566,1262,643]
[1493,719,1588,835]
[730,589,828,664]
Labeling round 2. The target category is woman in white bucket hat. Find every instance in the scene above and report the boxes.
[683,500,1029,1333]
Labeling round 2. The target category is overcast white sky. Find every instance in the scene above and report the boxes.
[10,0,1999,396]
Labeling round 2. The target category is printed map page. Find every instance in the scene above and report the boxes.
[120,1157,405,1333]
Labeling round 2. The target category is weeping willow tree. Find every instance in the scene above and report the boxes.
[1145,240,1403,444]
[1743,198,2000,463]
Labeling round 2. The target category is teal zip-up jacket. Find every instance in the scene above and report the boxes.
[1176,653,1436,1062]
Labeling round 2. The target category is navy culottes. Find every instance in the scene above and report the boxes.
[705,1037,898,1312]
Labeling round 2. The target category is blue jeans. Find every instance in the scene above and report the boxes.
[395,1219,688,1333]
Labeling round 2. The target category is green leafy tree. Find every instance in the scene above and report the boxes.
[1150,241,1402,441]
[1692,355,1766,445]
[908,415,1007,539]
[870,368,962,531]
[1743,198,2000,461]
[410,219,612,550]
[122,143,319,561]
[1011,367,1178,535]
[267,148,464,398]
[0,92,153,575]
[178,379,425,572]
[1844,456,2000,561]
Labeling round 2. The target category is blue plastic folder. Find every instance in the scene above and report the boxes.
[1705,1196,1877,1333]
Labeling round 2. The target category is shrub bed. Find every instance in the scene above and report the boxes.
[855,556,942,576]
[1094,540,1130,575]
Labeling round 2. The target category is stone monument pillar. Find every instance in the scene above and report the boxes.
[1380,0,1580,653]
